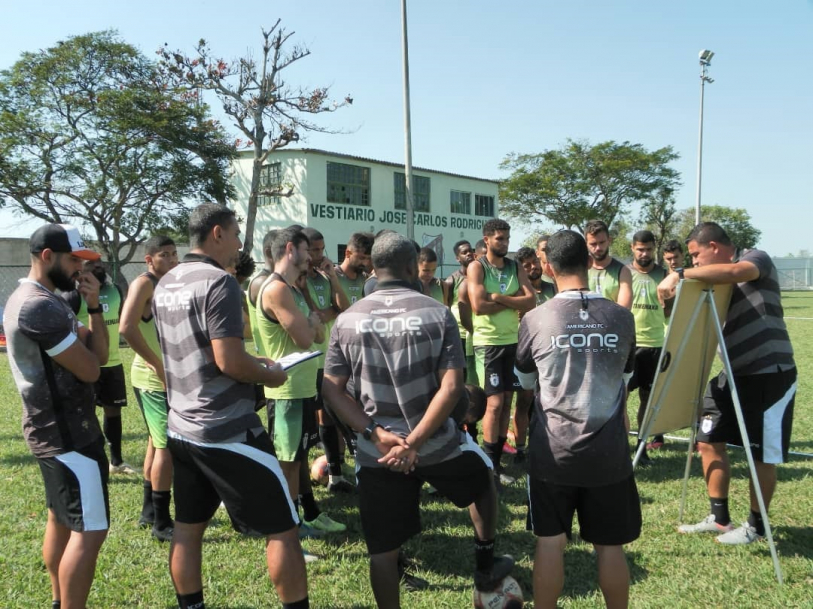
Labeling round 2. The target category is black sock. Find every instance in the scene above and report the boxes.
[482,441,501,471]
[300,492,320,522]
[282,598,309,609]
[474,537,495,572]
[176,590,204,609]
[748,510,766,536]
[710,497,731,525]
[515,445,526,454]
[141,480,154,521]
[52,601,60,609]
[153,490,173,530]
[104,415,123,465]
[319,425,342,476]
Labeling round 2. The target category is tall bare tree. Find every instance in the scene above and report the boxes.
[158,20,352,253]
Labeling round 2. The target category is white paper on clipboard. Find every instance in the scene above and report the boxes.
[275,351,322,371]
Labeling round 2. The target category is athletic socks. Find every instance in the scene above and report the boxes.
[141,480,155,524]
[300,492,320,522]
[282,598,309,609]
[474,537,495,572]
[52,601,60,609]
[710,497,731,526]
[482,441,501,471]
[176,590,204,609]
[319,424,342,476]
[153,490,173,530]
[748,509,766,536]
[103,415,123,465]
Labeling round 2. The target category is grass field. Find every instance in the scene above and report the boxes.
[1,292,812,608]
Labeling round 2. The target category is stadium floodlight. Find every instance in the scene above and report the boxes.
[695,50,715,225]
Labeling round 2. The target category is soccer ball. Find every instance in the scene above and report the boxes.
[310,454,329,486]
[473,575,524,609]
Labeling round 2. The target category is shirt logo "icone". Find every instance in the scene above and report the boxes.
[355,316,422,337]
[550,332,619,353]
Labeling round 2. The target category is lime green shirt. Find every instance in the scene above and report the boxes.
[426,278,446,305]
[128,273,163,391]
[256,275,318,399]
[472,257,520,347]
[588,258,624,302]
[306,271,334,369]
[335,266,366,305]
[75,283,122,367]
[448,270,473,356]
[629,264,667,348]
[247,270,270,356]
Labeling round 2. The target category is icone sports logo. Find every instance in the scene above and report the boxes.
[355,315,422,337]
[550,332,619,353]
[155,290,193,311]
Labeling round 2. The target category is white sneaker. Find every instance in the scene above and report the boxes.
[678,514,734,534]
[109,462,137,475]
[302,549,320,563]
[716,522,764,545]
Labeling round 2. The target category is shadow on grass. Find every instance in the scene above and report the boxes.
[775,525,813,560]
[0,453,35,467]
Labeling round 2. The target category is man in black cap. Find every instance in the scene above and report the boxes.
[4,223,110,609]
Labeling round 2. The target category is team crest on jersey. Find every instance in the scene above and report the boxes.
[489,373,500,388]
[499,283,507,293]
[701,416,713,434]
[385,296,393,306]
[640,286,647,298]
[579,309,589,321]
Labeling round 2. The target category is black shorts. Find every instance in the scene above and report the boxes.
[527,475,641,546]
[628,346,661,394]
[475,344,522,397]
[94,364,127,408]
[38,440,110,532]
[167,429,298,537]
[697,368,797,464]
[358,436,493,555]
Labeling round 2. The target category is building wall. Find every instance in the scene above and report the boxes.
[231,149,499,271]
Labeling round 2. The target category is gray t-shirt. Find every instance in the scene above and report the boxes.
[516,291,635,487]
[154,254,262,443]
[324,282,465,468]
[4,279,102,458]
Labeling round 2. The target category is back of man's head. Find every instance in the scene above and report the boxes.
[271,227,309,262]
[686,222,732,247]
[372,232,417,278]
[189,204,236,248]
[262,229,279,263]
[547,230,590,276]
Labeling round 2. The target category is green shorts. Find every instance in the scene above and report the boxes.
[134,389,169,449]
[272,397,318,462]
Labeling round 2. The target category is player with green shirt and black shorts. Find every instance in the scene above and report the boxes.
[63,259,135,474]
[446,240,478,386]
[335,231,374,305]
[468,219,535,484]
[627,231,668,463]
[585,219,633,309]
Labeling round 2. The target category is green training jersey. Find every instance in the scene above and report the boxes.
[306,270,334,369]
[246,269,270,356]
[472,257,520,347]
[533,277,557,306]
[426,278,446,305]
[335,265,366,305]
[256,274,318,400]
[130,273,164,392]
[629,264,667,348]
[74,282,122,367]
[448,269,473,356]
[588,257,625,303]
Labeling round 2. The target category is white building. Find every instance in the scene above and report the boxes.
[230,148,499,273]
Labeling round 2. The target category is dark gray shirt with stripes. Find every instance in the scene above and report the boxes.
[324,283,465,468]
[154,254,262,443]
[724,249,795,376]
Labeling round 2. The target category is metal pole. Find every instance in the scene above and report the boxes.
[695,69,706,226]
[401,0,415,241]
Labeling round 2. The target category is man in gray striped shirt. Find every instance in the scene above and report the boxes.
[323,232,514,608]
[658,222,796,546]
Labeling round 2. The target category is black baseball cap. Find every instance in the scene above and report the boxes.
[29,224,101,261]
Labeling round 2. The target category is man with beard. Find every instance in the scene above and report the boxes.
[63,257,135,475]
[5,223,110,609]
[468,219,535,486]
[153,205,310,609]
[257,227,346,547]
[627,231,668,462]
[585,220,632,309]
[536,235,557,288]
[120,235,179,541]
[336,231,374,305]
[446,240,477,384]
[302,227,354,494]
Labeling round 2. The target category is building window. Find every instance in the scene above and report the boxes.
[258,162,282,207]
[475,194,495,217]
[450,190,471,215]
[394,173,430,212]
[327,162,370,206]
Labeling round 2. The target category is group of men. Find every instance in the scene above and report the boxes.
[4,206,796,609]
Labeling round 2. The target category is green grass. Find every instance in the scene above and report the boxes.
[1,293,812,608]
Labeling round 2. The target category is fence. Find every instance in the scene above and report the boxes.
[773,257,813,291]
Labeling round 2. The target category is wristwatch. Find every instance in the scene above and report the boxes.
[674,267,685,280]
[86,305,104,314]
[362,421,382,441]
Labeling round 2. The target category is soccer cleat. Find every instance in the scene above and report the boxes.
[474,555,515,592]
[305,512,347,533]
[109,462,137,475]
[401,572,430,592]
[151,525,173,542]
[138,514,154,528]
[499,473,516,486]
[678,514,735,534]
[298,522,326,540]
[646,436,665,450]
[716,522,764,545]
[502,443,517,455]
[302,549,320,563]
[327,477,356,494]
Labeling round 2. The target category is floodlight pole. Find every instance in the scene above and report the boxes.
[695,51,714,225]
[401,0,415,241]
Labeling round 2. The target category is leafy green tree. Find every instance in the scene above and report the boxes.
[158,19,352,254]
[499,139,681,232]
[639,186,678,257]
[0,31,234,275]
[672,205,762,249]
[609,216,634,261]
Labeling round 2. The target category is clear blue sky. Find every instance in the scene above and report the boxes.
[2,0,811,256]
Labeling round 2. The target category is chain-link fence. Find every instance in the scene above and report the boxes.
[773,257,813,290]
